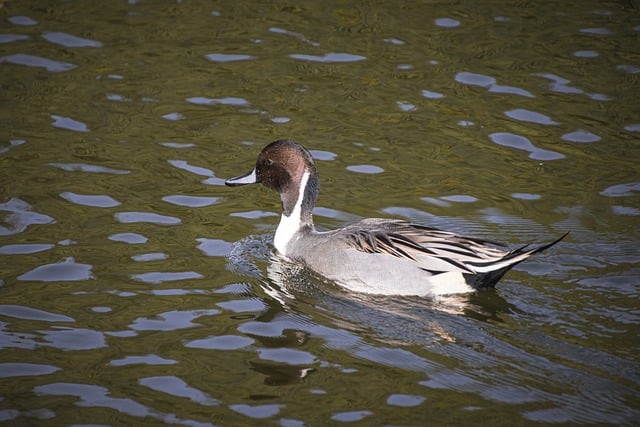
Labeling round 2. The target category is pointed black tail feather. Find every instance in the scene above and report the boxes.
[466,232,569,289]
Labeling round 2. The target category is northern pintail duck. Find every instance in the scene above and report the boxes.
[226,139,566,296]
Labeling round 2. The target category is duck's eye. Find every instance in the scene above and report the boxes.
[265,159,274,166]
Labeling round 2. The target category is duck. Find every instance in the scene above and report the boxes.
[225,139,566,296]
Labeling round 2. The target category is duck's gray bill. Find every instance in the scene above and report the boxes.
[225,169,259,186]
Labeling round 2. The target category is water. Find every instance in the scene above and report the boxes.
[1,0,639,425]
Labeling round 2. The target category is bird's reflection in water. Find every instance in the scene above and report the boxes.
[265,250,515,346]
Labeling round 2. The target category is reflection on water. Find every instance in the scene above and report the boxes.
[1,0,639,425]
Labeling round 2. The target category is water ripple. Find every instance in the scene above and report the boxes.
[257,348,317,365]
[534,73,583,94]
[60,192,120,208]
[131,271,203,284]
[159,141,196,149]
[217,298,266,313]
[34,383,215,426]
[185,335,254,350]
[0,363,60,378]
[8,16,38,25]
[18,257,93,282]
[600,182,640,198]
[129,309,220,331]
[0,34,30,44]
[505,109,559,125]
[0,197,55,236]
[0,243,54,255]
[48,162,130,174]
[50,115,89,132]
[309,149,337,161]
[115,212,181,225]
[109,232,148,244]
[139,376,219,406]
[421,89,445,99]
[346,164,384,174]
[162,195,222,207]
[109,355,178,366]
[0,53,77,72]
[205,53,254,62]
[561,130,601,143]
[270,27,319,46]
[289,53,366,63]
[41,327,106,351]
[331,410,373,422]
[131,252,168,262]
[167,159,214,177]
[434,17,461,28]
[488,132,565,161]
[41,31,103,48]
[0,305,73,322]
[455,72,534,98]
[386,394,426,407]
[186,96,250,107]
[229,404,284,419]
[0,139,25,154]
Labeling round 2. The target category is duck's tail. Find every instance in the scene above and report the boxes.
[466,232,569,289]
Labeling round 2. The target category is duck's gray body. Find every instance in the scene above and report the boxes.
[226,139,566,297]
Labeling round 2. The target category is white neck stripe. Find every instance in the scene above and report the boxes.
[274,171,310,255]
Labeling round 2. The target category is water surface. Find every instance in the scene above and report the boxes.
[1,1,639,425]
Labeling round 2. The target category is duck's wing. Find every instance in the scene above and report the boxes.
[341,219,566,279]
[340,220,495,275]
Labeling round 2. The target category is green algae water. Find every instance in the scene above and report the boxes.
[1,1,639,425]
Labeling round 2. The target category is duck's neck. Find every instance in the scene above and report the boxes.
[274,171,315,255]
